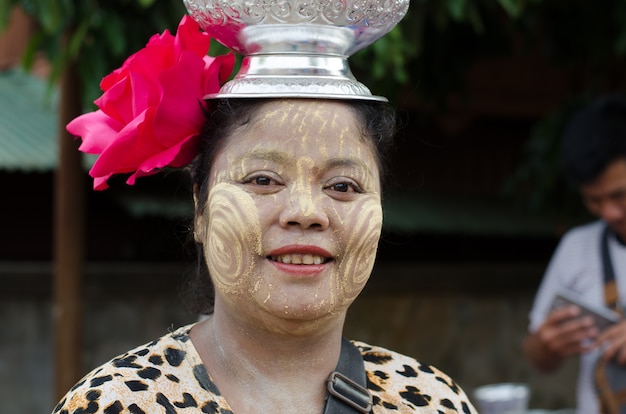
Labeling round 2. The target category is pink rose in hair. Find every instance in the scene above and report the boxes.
[67,15,235,190]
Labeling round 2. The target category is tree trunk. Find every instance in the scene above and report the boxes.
[53,60,85,402]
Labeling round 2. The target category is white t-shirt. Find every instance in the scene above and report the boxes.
[529,220,626,413]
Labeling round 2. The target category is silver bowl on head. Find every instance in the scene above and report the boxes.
[183,0,410,101]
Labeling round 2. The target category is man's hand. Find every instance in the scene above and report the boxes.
[523,305,599,372]
[596,320,626,364]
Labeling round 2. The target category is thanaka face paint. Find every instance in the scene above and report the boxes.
[196,100,383,328]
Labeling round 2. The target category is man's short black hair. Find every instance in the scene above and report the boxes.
[561,93,626,186]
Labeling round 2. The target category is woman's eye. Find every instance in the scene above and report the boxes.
[326,180,362,194]
[332,183,350,193]
[242,173,282,190]
[254,176,272,186]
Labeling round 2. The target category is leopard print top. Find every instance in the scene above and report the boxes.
[53,324,477,413]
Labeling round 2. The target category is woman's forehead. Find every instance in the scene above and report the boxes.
[225,99,369,153]
[251,99,355,126]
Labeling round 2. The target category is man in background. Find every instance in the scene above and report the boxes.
[523,94,626,413]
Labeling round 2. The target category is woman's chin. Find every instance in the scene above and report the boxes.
[258,298,343,326]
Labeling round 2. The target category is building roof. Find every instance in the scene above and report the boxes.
[0,69,58,172]
[382,192,568,237]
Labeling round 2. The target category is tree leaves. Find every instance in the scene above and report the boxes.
[2,0,547,106]
[5,0,626,127]
[4,0,186,108]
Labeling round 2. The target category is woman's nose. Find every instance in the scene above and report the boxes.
[278,189,329,230]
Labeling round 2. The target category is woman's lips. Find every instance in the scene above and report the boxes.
[270,253,327,265]
[267,245,333,275]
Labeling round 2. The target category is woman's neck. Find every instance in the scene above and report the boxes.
[189,307,346,414]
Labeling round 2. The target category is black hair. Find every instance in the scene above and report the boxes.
[561,93,626,186]
[182,98,397,315]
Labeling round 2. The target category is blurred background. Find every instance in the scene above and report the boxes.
[2,0,624,411]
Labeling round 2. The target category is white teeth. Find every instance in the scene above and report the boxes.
[272,254,327,265]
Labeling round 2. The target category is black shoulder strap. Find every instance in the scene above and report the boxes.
[596,226,626,412]
[601,224,620,311]
[323,338,373,414]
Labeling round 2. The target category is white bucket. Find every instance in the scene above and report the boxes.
[472,382,530,414]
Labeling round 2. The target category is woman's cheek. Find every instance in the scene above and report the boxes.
[336,195,383,303]
[204,183,262,293]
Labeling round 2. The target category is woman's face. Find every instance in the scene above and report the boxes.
[195,100,383,329]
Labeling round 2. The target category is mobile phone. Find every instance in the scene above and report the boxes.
[550,289,620,331]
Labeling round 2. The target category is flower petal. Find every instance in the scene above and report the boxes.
[66,14,234,190]
[88,109,152,178]
[93,174,114,191]
[95,76,134,124]
[152,51,207,146]
[67,111,123,154]
[126,133,200,185]
[203,53,236,95]
[175,15,211,58]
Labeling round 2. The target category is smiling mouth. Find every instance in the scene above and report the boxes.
[268,254,331,265]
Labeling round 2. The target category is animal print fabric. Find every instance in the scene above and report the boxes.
[53,325,477,413]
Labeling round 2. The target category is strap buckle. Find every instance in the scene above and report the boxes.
[326,371,373,413]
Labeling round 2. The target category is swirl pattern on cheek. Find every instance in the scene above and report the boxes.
[337,196,383,303]
[205,183,262,290]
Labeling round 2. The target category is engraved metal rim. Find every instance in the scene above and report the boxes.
[203,92,387,102]
[183,0,410,101]
[183,0,410,30]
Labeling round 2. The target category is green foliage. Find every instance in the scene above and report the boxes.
[356,0,626,217]
[0,0,547,106]
[503,98,591,222]
[1,0,186,108]
[6,0,626,109]
[352,0,542,102]
[351,0,625,106]
[2,0,544,107]
[501,0,626,215]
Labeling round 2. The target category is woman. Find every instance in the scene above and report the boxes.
[54,14,477,414]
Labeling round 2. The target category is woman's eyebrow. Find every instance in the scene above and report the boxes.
[324,158,373,175]
[233,151,373,176]
[233,149,291,165]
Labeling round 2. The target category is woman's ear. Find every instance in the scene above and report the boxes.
[193,183,206,243]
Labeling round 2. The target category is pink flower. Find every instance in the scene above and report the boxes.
[67,15,235,190]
